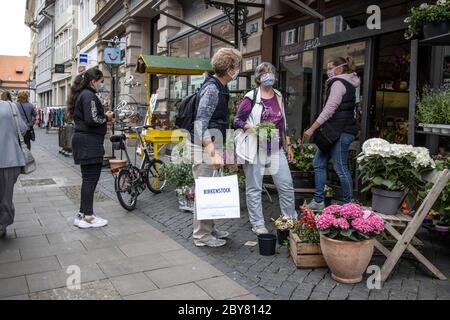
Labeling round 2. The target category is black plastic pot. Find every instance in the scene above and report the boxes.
[276,229,289,246]
[325,196,333,207]
[258,234,277,256]
[291,171,315,189]
[423,19,450,39]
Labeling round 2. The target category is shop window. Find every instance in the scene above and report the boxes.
[283,28,298,46]
[189,32,210,59]
[279,51,314,138]
[169,38,188,57]
[211,20,235,55]
[320,16,350,37]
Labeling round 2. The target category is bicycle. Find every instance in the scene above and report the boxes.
[110,125,166,211]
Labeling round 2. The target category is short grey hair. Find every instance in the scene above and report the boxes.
[254,62,276,86]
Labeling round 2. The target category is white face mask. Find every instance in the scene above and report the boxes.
[261,73,276,87]
[327,63,347,79]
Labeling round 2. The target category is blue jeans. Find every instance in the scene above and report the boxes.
[313,133,355,203]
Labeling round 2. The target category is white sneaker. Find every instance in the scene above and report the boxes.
[252,225,269,235]
[77,215,108,229]
[73,213,83,227]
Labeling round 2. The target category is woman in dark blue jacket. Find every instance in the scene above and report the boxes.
[67,68,114,229]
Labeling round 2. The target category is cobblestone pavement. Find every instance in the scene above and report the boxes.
[34,128,450,300]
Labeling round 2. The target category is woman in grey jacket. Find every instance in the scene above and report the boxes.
[0,99,28,238]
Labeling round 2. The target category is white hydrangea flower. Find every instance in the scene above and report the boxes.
[437,0,447,6]
[404,17,411,23]
[420,3,429,9]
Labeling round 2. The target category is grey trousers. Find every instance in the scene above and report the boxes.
[243,150,296,227]
[192,163,216,241]
[0,167,21,230]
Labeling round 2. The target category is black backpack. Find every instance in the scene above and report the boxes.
[174,89,200,131]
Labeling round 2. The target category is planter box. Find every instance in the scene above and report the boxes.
[289,231,327,268]
[423,20,450,39]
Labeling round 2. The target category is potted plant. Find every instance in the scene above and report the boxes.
[159,161,195,212]
[290,137,316,189]
[358,138,435,215]
[272,215,297,246]
[290,206,327,268]
[416,88,450,134]
[316,203,385,283]
[404,1,450,40]
[255,122,277,141]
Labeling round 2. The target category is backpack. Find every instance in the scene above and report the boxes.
[174,89,200,131]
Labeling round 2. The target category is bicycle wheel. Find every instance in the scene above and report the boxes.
[116,168,138,211]
[146,159,167,194]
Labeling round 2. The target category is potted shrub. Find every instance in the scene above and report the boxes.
[316,203,385,283]
[159,162,195,212]
[416,88,450,134]
[358,138,435,215]
[290,206,327,268]
[404,1,450,40]
[290,138,316,189]
[272,215,297,246]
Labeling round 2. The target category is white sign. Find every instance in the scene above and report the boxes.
[78,53,89,74]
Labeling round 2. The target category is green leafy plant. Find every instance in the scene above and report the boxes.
[256,122,277,141]
[416,88,450,124]
[159,162,194,189]
[290,137,316,172]
[223,165,246,189]
[404,1,450,40]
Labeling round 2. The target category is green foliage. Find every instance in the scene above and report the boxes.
[290,137,316,172]
[159,162,194,189]
[404,1,450,39]
[255,122,277,141]
[416,88,450,124]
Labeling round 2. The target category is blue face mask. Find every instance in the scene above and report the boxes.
[261,73,276,87]
[98,83,106,92]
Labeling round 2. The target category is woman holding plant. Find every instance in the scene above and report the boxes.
[303,56,361,210]
[234,62,296,235]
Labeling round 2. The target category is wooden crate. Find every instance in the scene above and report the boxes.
[290,231,327,268]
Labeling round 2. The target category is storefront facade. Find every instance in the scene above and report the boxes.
[266,0,449,153]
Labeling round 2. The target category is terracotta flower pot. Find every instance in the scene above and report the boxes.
[320,235,375,284]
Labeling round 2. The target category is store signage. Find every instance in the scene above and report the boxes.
[55,64,65,74]
[104,48,121,65]
[78,53,89,74]
[280,37,320,57]
[303,38,320,51]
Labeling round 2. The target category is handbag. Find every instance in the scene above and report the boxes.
[8,102,36,175]
[313,121,342,153]
[18,102,35,141]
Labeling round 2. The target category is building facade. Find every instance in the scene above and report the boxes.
[0,55,32,100]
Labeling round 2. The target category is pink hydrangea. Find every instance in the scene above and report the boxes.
[315,214,336,231]
[333,217,350,230]
[351,212,385,234]
[322,205,342,216]
[340,203,364,219]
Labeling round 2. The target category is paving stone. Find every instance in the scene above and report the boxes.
[98,253,172,277]
[159,249,201,266]
[0,276,29,298]
[29,280,121,300]
[0,256,61,279]
[0,249,21,264]
[26,265,106,293]
[110,273,158,296]
[196,275,249,300]
[57,247,126,267]
[0,294,30,300]
[145,262,223,289]
[124,283,212,300]
[118,239,183,257]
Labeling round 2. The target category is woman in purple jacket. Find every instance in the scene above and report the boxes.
[303,56,361,210]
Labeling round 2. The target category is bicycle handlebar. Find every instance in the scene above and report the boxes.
[117,125,151,133]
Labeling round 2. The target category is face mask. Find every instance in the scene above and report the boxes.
[261,73,276,87]
[98,83,106,92]
[327,63,347,79]
[229,69,239,81]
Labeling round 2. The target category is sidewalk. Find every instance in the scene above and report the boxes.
[0,142,255,300]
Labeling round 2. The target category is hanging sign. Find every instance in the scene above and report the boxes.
[104,48,121,65]
[78,53,89,73]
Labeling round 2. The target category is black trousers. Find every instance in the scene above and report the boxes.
[23,131,32,150]
[80,163,102,216]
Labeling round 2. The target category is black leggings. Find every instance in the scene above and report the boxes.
[80,163,102,216]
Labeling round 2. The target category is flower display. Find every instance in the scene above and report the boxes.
[293,206,320,243]
[272,215,298,231]
[358,139,435,205]
[315,204,385,241]
[290,138,316,171]
[404,1,450,40]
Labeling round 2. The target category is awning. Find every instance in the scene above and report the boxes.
[136,55,213,75]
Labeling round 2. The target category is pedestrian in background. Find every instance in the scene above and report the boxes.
[67,68,114,229]
[16,91,36,150]
[1,91,12,102]
[0,99,28,238]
